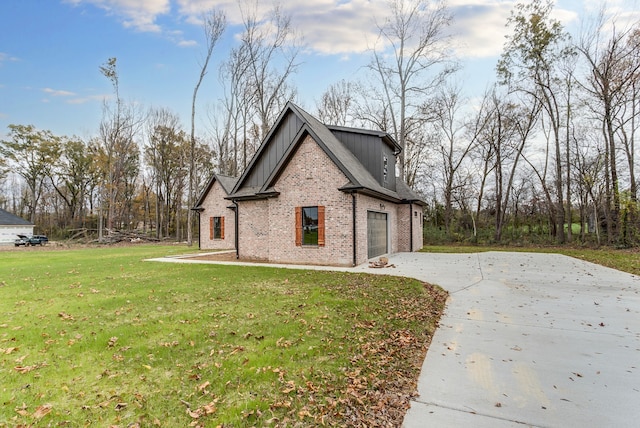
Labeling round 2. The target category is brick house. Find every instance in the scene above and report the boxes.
[194,102,425,266]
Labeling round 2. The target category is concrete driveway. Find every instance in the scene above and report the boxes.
[359,252,640,428]
[151,250,640,427]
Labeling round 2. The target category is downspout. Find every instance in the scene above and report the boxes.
[196,210,201,249]
[233,200,239,259]
[352,192,357,267]
[409,203,413,252]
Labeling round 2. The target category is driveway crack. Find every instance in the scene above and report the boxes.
[450,253,485,294]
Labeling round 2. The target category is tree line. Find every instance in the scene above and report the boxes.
[0,0,638,247]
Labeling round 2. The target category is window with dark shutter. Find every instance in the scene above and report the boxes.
[209,217,214,240]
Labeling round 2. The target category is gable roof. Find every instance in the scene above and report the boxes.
[0,208,33,226]
[193,173,238,210]
[228,102,424,205]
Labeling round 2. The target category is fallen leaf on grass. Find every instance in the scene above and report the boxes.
[33,404,52,418]
[281,380,296,394]
[14,362,48,374]
[229,346,244,355]
[276,337,291,348]
[202,402,217,414]
[15,403,29,416]
[0,347,18,354]
[58,312,74,321]
[186,401,218,419]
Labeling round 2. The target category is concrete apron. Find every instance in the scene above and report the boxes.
[384,252,640,428]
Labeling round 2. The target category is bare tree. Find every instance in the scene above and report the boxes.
[98,57,143,238]
[239,1,301,139]
[474,87,540,242]
[212,40,252,176]
[577,18,640,244]
[498,0,574,244]
[367,0,454,182]
[210,1,300,177]
[145,108,189,239]
[429,83,478,235]
[316,80,357,126]
[188,9,226,246]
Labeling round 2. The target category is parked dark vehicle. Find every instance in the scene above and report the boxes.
[33,235,48,244]
[14,234,47,246]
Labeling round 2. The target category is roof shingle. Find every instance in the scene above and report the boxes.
[0,208,33,226]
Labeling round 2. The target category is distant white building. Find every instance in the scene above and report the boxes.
[0,208,34,245]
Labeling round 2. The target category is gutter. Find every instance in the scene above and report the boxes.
[196,210,201,249]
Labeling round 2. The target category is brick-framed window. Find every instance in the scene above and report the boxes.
[295,206,325,246]
[209,216,224,240]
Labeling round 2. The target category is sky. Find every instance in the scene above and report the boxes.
[1,0,638,143]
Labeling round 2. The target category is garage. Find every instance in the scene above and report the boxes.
[367,211,388,259]
[0,208,34,245]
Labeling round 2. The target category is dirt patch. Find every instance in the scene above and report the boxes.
[187,251,241,262]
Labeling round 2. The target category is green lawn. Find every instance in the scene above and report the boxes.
[0,245,446,427]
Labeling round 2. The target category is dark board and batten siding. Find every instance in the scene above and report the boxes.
[244,112,304,189]
[331,130,397,192]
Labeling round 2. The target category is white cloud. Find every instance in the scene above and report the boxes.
[63,0,640,59]
[447,1,514,58]
[446,0,586,59]
[290,0,385,55]
[64,0,169,33]
[0,52,20,65]
[42,88,77,97]
[178,39,198,47]
[67,94,112,105]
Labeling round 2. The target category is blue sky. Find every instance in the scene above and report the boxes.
[1,0,638,141]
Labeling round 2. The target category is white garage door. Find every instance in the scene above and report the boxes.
[367,211,388,259]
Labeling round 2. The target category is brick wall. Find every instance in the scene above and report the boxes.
[233,135,423,265]
[239,135,354,266]
[237,199,270,261]
[396,204,425,252]
[198,180,235,251]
